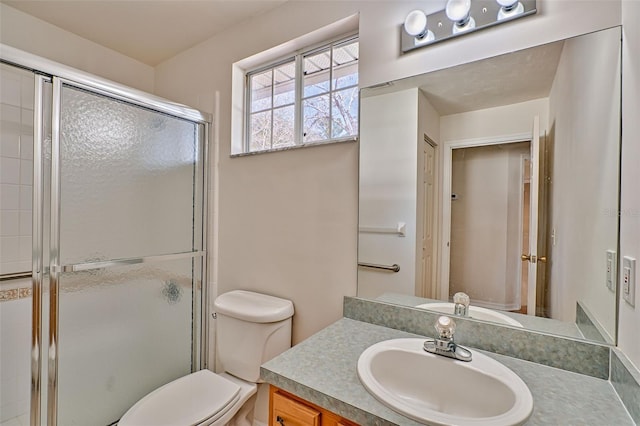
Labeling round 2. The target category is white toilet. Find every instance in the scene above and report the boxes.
[119,290,294,426]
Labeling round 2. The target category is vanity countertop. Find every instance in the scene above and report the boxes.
[261,318,634,426]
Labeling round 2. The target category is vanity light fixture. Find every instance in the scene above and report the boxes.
[401,0,537,53]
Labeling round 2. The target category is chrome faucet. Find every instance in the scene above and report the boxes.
[453,292,470,317]
[423,316,472,362]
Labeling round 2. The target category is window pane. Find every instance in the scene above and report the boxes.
[333,41,359,90]
[304,50,330,97]
[273,61,296,107]
[273,106,295,148]
[331,87,359,139]
[250,70,272,112]
[303,94,330,143]
[250,111,271,151]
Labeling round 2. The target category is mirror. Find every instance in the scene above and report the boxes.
[357,26,622,345]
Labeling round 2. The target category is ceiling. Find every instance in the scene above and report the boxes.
[363,39,565,116]
[2,0,289,66]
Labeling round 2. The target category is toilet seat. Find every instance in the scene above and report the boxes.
[119,370,255,426]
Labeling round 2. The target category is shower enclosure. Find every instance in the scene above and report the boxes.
[0,47,209,426]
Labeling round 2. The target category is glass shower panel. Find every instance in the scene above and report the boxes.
[51,82,205,425]
[58,85,199,265]
[56,259,195,426]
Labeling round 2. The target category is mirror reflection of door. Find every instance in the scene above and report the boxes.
[420,137,438,299]
[445,119,547,316]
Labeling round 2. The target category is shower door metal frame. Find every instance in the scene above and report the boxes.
[1,44,211,426]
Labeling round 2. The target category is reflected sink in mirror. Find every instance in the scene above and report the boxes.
[416,302,524,327]
[357,338,533,426]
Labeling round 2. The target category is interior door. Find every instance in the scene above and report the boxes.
[421,139,436,298]
[525,116,541,315]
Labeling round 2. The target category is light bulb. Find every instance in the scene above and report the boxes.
[446,0,471,23]
[497,0,524,20]
[446,0,475,33]
[404,10,427,37]
[497,0,518,8]
[403,9,435,43]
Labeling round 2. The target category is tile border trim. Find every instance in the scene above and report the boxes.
[0,286,32,302]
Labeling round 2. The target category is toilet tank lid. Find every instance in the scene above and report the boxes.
[214,290,294,323]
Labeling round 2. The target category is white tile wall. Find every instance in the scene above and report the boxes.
[0,64,33,276]
[0,291,31,423]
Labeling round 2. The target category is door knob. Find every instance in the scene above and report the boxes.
[522,254,547,263]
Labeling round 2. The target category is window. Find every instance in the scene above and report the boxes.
[245,36,359,153]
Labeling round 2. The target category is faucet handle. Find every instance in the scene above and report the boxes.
[453,292,470,316]
[435,315,456,339]
[453,292,470,307]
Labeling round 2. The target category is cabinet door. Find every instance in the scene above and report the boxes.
[272,391,321,426]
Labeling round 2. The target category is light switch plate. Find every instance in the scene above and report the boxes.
[622,256,636,307]
[606,250,616,292]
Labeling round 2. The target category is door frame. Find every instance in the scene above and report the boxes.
[439,132,532,302]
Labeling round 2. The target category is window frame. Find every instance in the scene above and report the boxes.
[243,34,359,154]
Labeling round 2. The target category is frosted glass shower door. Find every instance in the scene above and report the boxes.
[48,80,206,426]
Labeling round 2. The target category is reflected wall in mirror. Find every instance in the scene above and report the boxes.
[358,26,622,345]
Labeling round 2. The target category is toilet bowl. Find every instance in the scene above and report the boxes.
[119,290,294,426]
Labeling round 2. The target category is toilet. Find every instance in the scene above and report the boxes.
[119,290,294,426]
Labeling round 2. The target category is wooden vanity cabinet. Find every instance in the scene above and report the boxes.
[269,386,359,426]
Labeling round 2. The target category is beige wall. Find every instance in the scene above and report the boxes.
[154,2,362,347]
[153,0,626,350]
[358,88,420,299]
[0,3,154,93]
[619,0,640,369]
[547,28,620,340]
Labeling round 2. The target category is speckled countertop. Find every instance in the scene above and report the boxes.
[261,318,634,426]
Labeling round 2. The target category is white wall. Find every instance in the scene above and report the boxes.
[618,0,640,370]
[0,3,154,93]
[547,28,620,340]
[358,88,420,299]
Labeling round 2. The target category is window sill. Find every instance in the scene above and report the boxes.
[230,136,358,158]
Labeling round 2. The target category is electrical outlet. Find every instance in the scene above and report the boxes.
[622,256,636,307]
[606,250,616,292]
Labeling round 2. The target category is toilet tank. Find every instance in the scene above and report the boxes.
[214,290,294,383]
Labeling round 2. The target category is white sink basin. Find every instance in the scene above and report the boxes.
[357,338,533,426]
[416,303,524,328]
